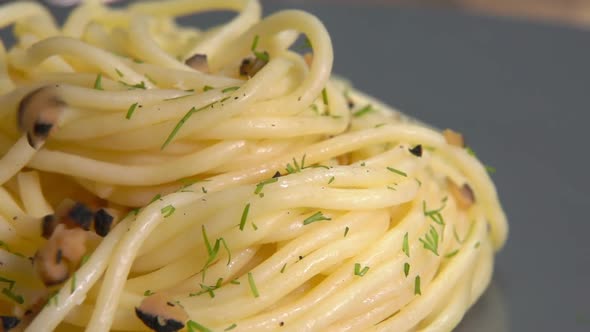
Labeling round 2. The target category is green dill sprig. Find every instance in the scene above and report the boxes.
[280,263,287,273]
[422,200,446,225]
[387,167,407,177]
[353,104,374,117]
[200,225,232,281]
[445,249,460,258]
[0,276,24,304]
[354,263,370,277]
[302,211,331,225]
[119,80,146,90]
[125,102,139,119]
[321,88,329,106]
[328,176,335,184]
[161,101,215,150]
[149,193,162,204]
[414,275,421,295]
[419,225,440,256]
[453,226,464,244]
[402,232,410,257]
[161,205,176,218]
[222,86,239,93]
[254,177,278,195]
[143,290,154,296]
[251,35,270,62]
[93,73,103,90]
[115,68,124,77]
[247,272,259,298]
[404,263,410,277]
[187,320,212,332]
[344,226,349,237]
[203,85,214,91]
[70,273,77,294]
[239,203,251,231]
[225,323,238,331]
[191,278,223,298]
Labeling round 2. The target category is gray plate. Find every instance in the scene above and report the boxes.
[4,1,590,331]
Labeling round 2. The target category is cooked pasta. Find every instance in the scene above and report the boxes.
[0,0,507,331]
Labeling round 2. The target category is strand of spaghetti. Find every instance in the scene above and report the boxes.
[0,2,58,34]
[178,0,262,61]
[10,37,154,89]
[85,192,196,332]
[16,171,53,218]
[0,135,40,185]
[25,219,132,332]
[28,140,247,186]
[126,15,190,70]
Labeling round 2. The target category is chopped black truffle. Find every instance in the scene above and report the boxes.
[68,202,93,230]
[17,86,66,149]
[0,316,20,331]
[409,144,423,157]
[135,293,188,332]
[239,53,268,77]
[41,214,58,239]
[94,209,113,237]
[184,54,209,73]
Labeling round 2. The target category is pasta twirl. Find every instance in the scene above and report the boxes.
[0,1,507,331]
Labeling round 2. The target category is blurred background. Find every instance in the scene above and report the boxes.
[45,0,590,28]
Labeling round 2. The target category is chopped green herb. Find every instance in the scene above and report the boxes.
[187,320,212,332]
[247,272,259,298]
[419,225,440,256]
[375,123,387,128]
[328,176,335,184]
[239,203,251,231]
[485,165,496,174]
[303,211,331,225]
[321,88,329,106]
[230,279,240,285]
[143,290,154,296]
[81,254,90,265]
[354,263,370,277]
[0,241,24,257]
[387,185,397,191]
[161,205,176,218]
[465,146,476,156]
[125,102,138,119]
[119,80,147,89]
[344,226,349,237]
[360,162,366,166]
[445,249,460,258]
[203,85,214,91]
[387,167,407,177]
[192,278,223,298]
[164,94,193,101]
[422,201,446,226]
[280,263,287,273]
[415,178,422,186]
[133,58,144,64]
[404,262,410,277]
[0,276,24,304]
[474,241,481,248]
[200,225,232,281]
[149,193,162,204]
[252,223,258,231]
[414,275,421,295]
[221,86,239,93]
[115,68,124,77]
[225,323,238,331]
[46,292,58,306]
[251,35,270,62]
[353,104,374,117]
[402,232,410,257]
[161,101,215,149]
[93,73,103,90]
[201,187,207,194]
[254,177,278,195]
[70,273,76,294]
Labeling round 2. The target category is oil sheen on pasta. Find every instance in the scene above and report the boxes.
[0,0,507,331]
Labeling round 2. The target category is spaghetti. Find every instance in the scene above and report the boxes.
[0,0,507,331]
